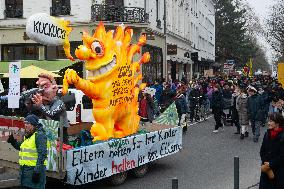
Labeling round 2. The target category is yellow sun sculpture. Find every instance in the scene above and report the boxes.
[62,22,150,141]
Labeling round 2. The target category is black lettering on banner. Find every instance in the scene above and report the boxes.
[43,23,49,36]
[72,150,80,167]
[49,24,55,37]
[159,142,182,156]
[145,133,156,145]
[61,30,66,39]
[74,167,83,185]
[34,21,40,33]
[74,165,108,185]
[132,136,142,150]
[137,154,146,166]
[109,147,132,158]
[148,150,158,161]
[38,22,44,34]
[32,21,66,39]
[56,27,61,38]
[157,128,178,141]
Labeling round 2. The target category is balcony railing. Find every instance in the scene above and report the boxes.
[4,8,23,18]
[50,5,71,16]
[91,4,148,23]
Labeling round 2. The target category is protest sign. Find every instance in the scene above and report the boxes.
[8,61,21,108]
[0,79,4,93]
[66,127,182,185]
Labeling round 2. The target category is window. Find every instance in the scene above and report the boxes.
[142,45,163,83]
[5,0,23,18]
[156,0,159,20]
[105,0,123,6]
[82,95,92,109]
[45,41,81,60]
[51,0,71,16]
[1,44,39,61]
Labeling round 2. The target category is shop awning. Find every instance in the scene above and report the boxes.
[2,65,61,78]
[167,56,192,64]
[0,60,75,74]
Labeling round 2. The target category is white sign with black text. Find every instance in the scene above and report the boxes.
[66,127,183,185]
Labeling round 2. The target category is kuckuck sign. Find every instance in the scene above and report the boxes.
[66,127,182,185]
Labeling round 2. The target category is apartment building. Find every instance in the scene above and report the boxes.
[0,0,215,82]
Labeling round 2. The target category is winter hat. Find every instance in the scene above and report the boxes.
[248,86,257,93]
[24,114,42,128]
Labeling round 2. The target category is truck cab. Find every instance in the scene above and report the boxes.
[57,88,94,125]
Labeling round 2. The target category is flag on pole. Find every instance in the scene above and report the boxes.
[249,58,253,77]
[154,103,179,126]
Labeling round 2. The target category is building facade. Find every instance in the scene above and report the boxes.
[0,0,215,82]
[166,0,215,81]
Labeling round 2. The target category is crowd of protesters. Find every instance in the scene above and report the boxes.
[138,75,284,141]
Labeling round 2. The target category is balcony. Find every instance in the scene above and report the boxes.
[4,8,23,18]
[91,4,148,23]
[50,5,71,16]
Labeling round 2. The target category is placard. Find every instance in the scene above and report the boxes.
[0,79,4,93]
[66,127,182,185]
[8,61,21,108]
[204,69,214,77]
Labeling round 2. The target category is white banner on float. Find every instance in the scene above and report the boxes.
[66,127,182,185]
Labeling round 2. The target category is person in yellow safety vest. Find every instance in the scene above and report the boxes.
[7,114,48,189]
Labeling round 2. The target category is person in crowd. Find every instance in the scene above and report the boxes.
[151,79,163,106]
[174,86,189,132]
[259,113,284,189]
[231,85,241,134]
[206,85,214,109]
[247,87,264,142]
[276,83,284,100]
[7,114,48,189]
[188,84,201,122]
[212,84,224,133]
[31,73,69,144]
[138,88,155,125]
[21,85,28,93]
[160,83,175,112]
[260,85,271,127]
[222,83,233,123]
[236,87,249,139]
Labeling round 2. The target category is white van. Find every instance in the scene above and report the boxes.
[57,88,94,125]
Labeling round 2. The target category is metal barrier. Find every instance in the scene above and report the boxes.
[234,156,239,189]
[172,177,178,189]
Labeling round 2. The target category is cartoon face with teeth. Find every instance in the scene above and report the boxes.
[62,22,150,141]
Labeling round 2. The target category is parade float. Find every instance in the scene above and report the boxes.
[0,14,182,187]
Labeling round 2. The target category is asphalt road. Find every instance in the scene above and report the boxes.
[45,117,264,189]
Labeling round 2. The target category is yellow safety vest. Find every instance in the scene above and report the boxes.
[19,132,48,166]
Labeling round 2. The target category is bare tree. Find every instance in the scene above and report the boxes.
[265,0,284,57]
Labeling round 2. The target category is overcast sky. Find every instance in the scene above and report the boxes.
[246,0,277,65]
[247,0,275,21]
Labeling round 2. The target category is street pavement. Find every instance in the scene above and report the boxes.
[45,117,265,189]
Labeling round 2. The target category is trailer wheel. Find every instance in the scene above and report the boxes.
[131,164,148,178]
[109,172,127,185]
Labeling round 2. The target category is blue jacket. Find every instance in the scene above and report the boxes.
[248,94,264,121]
[151,84,163,104]
[175,94,189,115]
